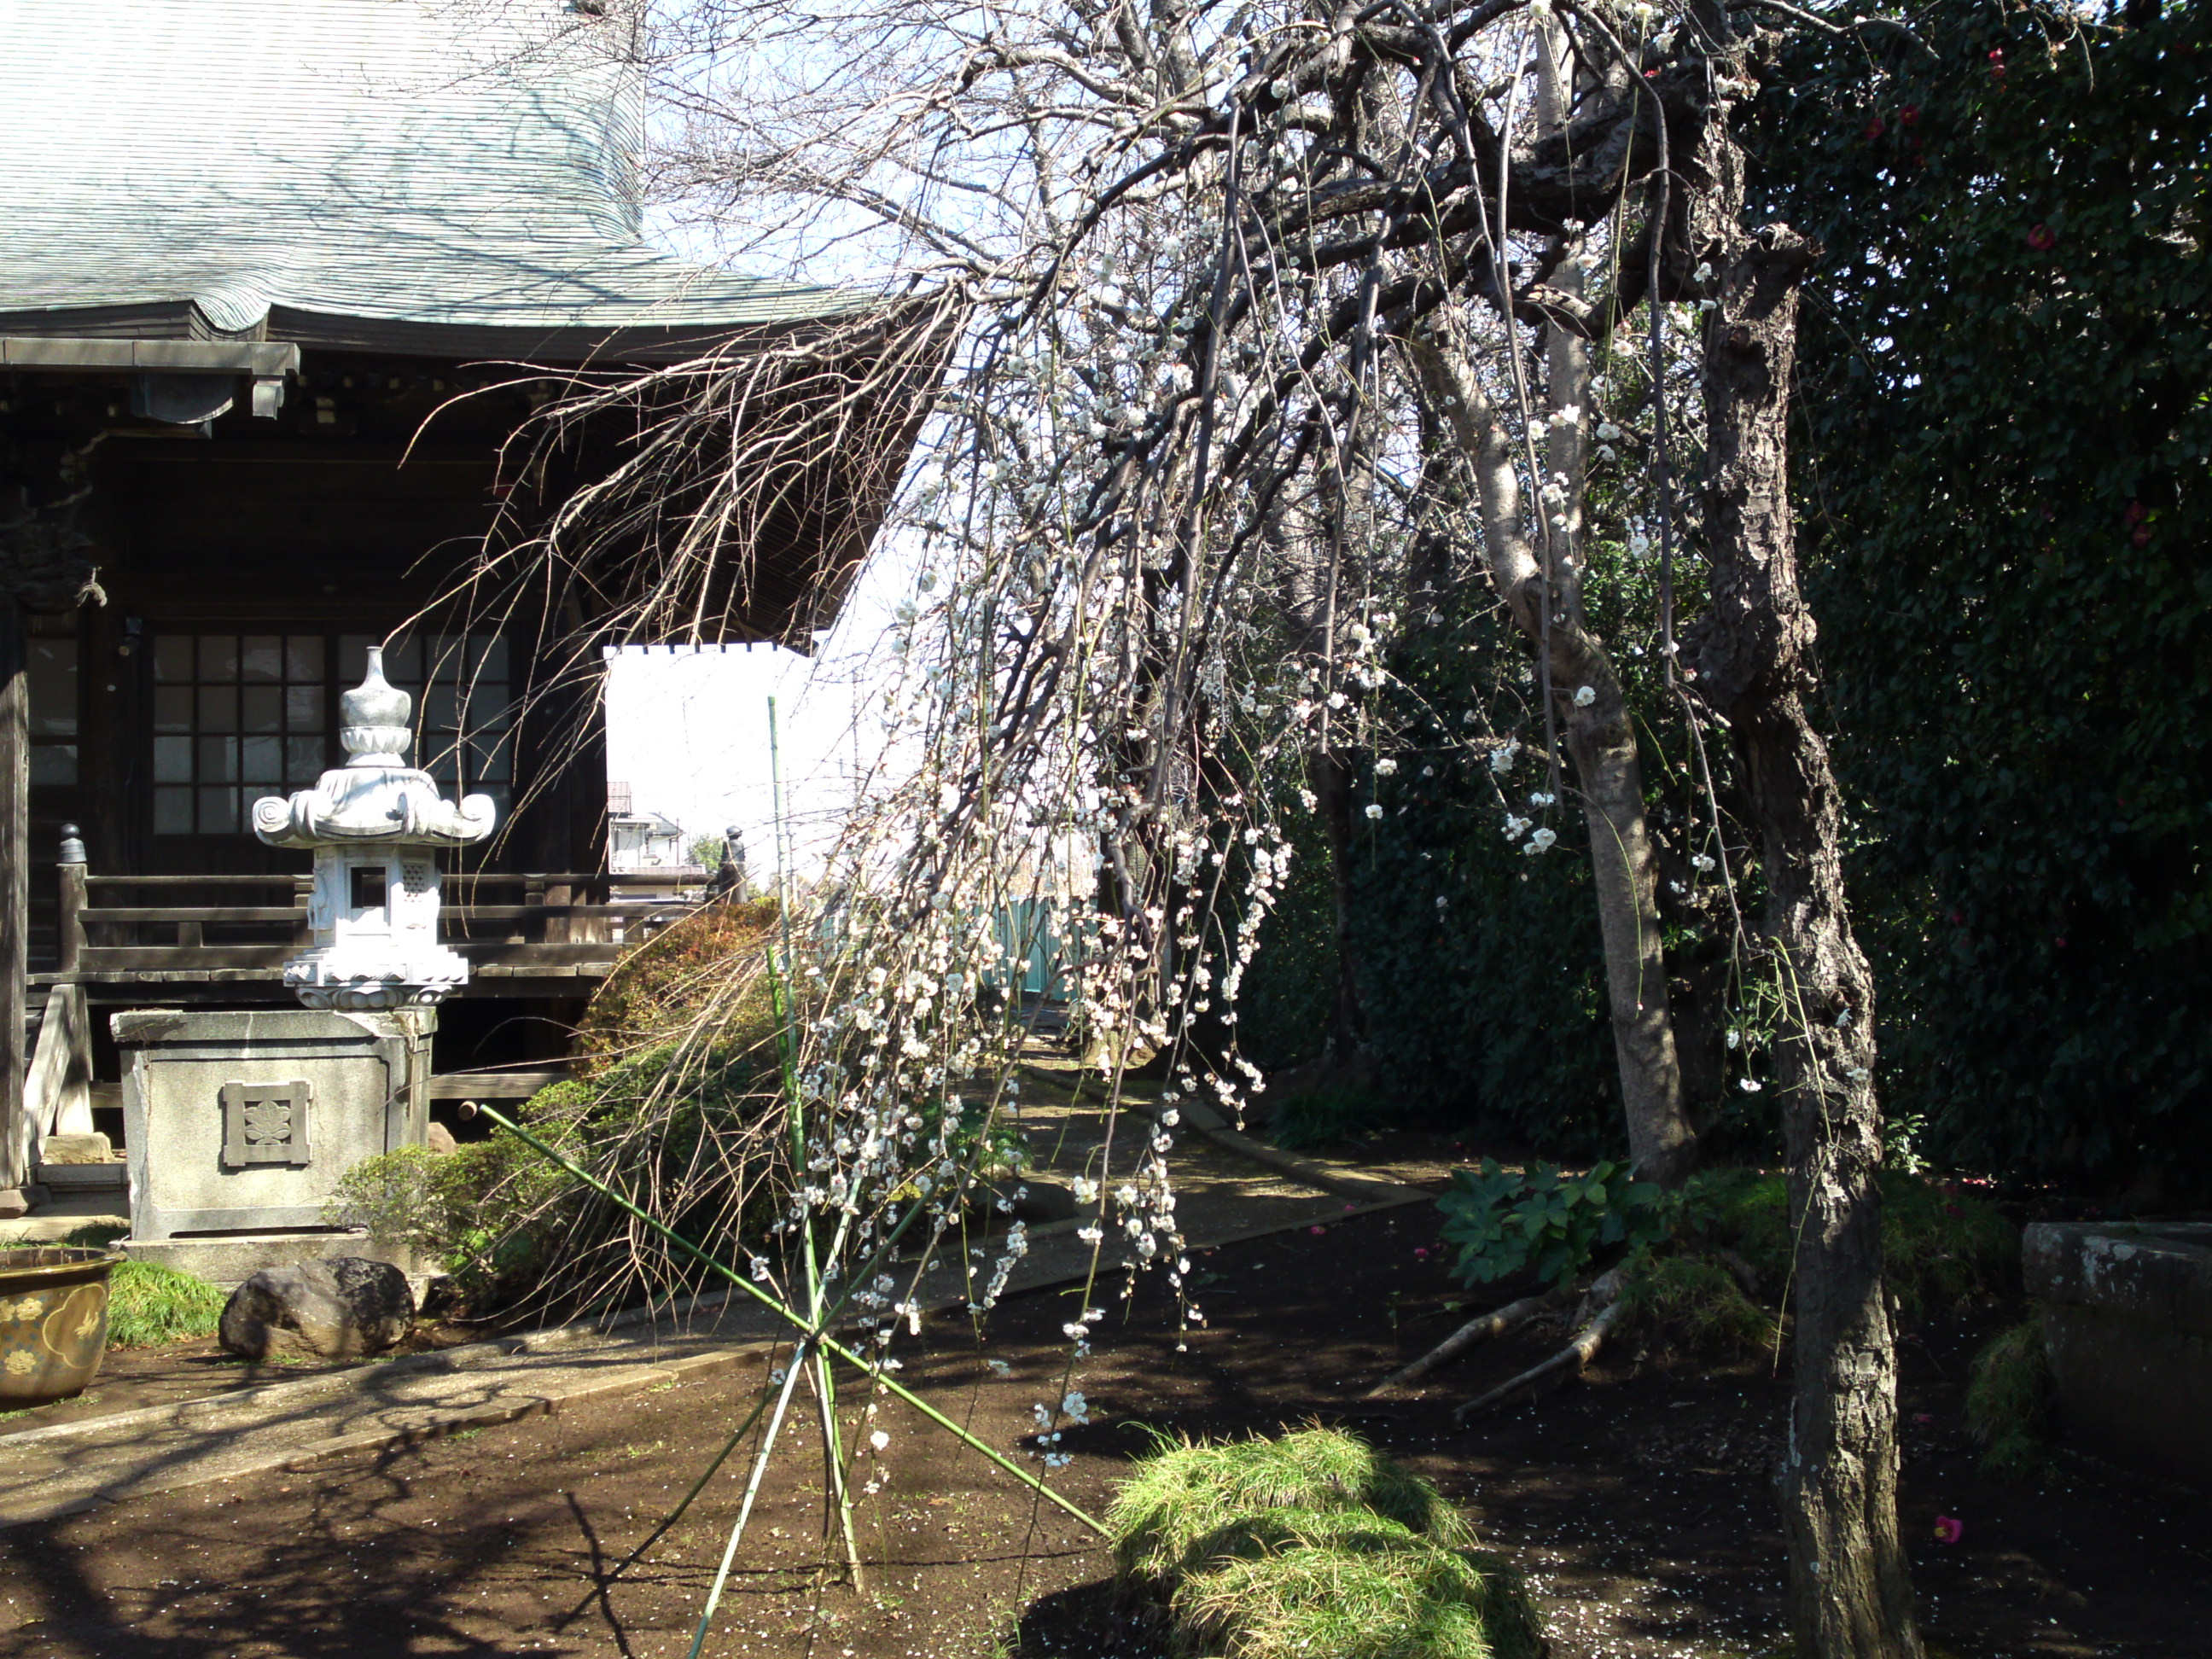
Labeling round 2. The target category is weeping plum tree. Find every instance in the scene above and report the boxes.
[468,0,1934,1650]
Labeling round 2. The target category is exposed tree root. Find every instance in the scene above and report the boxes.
[1452,1266,1628,1423]
[1363,1288,1569,1397]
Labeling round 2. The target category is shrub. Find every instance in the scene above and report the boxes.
[576,897,783,1077]
[324,1137,550,1276]
[1688,1167,2015,1321]
[1107,1429,1543,1659]
[331,901,795,1307]
[1965,1316,2052,1481]
[1437,1158,1667,1291]
[1267,1086,1401,1152]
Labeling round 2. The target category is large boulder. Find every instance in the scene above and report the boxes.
[219,1256,415,1361]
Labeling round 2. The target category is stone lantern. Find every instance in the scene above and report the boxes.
[116,651,495,1284]
[251,647,495,1008]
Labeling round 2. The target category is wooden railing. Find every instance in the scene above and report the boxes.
[50,824,703,983]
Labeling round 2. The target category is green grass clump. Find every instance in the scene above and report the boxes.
[1109,1426,1470,1581]
[1619,1254,1781,1355]
[1107,1429,1543,1659]
[1965,1316,2052,1480]
[38,1225,228,1349]
[107,1259,229,1348]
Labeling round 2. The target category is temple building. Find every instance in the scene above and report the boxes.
[0,0,923,1207]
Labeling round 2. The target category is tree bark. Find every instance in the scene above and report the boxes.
[0,597,28,1202]
[1691,214,1924,1659]
[1408,328,1697,1188]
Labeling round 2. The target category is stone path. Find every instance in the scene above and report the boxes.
[0,1115,1429,1529]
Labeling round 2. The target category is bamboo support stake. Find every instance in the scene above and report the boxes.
[460,1101,1109,1537]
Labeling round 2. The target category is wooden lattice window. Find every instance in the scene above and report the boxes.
[151,634,331,835]
[149,631,513,836]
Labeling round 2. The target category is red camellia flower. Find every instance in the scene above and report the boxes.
[1865,114,1886,141]
[1899,104,1919,126]
[1988,47,2005,79]
[2133,526,2152,547]
[2026,223,2058,251]
[2123,500,2147,526]
[1934,1515,1965,1545]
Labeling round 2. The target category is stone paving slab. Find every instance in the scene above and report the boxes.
[0,1156,1426,1530]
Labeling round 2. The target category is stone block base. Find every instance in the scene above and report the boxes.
[122,1231,419,1288]
[2025,1221,2212,1487]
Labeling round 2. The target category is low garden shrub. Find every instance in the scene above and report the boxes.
[1616,1254,1780,1357]
[1266,1085,1403,1153]
[1108,1427,1544,1659]
[329,899,792,1309]
[1965,1315,2053,1481]
[1686,1167,2016,1320]
[1436,1157,1666,1291]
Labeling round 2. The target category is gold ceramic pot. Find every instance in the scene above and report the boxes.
[0,1247,120,1407]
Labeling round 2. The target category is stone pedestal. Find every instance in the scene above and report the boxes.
[2025,1221,2212,1487]
[115,1008,433,1284]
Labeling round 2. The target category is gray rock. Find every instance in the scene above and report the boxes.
[218,1256,415,1361]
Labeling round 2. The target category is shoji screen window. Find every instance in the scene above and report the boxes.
[151,634,330,835]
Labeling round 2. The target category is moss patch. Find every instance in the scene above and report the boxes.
[1619,1254,1781,1356]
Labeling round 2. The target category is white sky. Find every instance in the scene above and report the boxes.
[602,537,916,880]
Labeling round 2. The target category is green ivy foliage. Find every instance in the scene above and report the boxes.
[1436,1156,1667,1289]
[1747,0,2212,1180]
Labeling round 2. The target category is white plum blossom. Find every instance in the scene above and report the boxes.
[1364,804,1384,821]
[1572,685,1597,707]
[1525,827,1558,855]
[1373,757,1398,776]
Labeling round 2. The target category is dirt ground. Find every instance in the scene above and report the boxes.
[0,1324,496,1441]
[0,1207,2203,1659]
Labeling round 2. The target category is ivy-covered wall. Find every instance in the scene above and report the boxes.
[1750,0,2211,1185]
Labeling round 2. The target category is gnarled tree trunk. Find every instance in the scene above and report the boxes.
[1691,207,1924,1659]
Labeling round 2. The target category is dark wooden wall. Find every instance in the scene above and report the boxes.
[9,350,609,930]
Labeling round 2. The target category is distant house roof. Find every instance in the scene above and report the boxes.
[0,0,871,359]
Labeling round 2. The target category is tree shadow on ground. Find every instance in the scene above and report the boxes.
[1003,1575,1170,1659]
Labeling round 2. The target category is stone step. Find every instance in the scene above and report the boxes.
[39,1162,128,1191]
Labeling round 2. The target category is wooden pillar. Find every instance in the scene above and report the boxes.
[1,596,30,1202]
[56,824,85,975]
